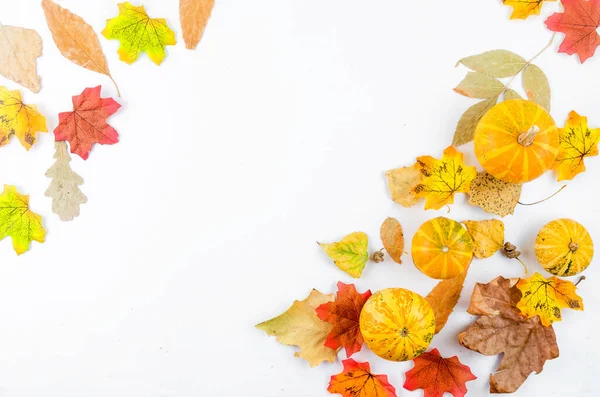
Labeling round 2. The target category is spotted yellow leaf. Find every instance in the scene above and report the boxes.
[502,0,556,20]
[0,185,45,255]
[0,87,47,150]
[553,111,600,181]
[319,232,368,278]
[102,2,176,65]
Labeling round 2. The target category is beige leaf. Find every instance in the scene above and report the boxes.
[0,25,42,93]
[504,89,522,101]
[380,217,404,263]
[41,0,118,93]
[457,50,526,78]
[385,164,421,207]
[453,98,496,146]
[180,0,215,50]
[425,270,468,334]
[468,172,522,217]
[454,72,505,99]
[45,141,88,221]
[522,64,551,111]
[462,219,505,259]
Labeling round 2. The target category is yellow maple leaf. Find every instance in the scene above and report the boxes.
[0,185,45,255]
[502,0,556,20]
[516,272,583,326]
[102,2,176,65]
[412,146,477,210]
[462,219,505,259]
[553,110,600,181]
[0,87,47,150]
[318,232,369,278]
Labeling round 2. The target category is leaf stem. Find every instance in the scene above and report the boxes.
[515,257,529,275]
[575,275,586,286]
[518,185,566,206]
[108,74,121,97]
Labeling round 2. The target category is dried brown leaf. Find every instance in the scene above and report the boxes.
[380,217,404,263]
[180,0,215,50]
[425,270,468,334]
[0,25,42,93]
[385,164,421,207]
[467,276,521,318]
[453,98,496,146]
[462,219,505,259]
[468,172,522,217]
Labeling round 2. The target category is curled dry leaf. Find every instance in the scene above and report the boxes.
[380,217,404,264]
[522,64,551,111]
[462,219,504,259]
[0,25,42,93]
[453,98,496,146]
[256,289,338,367]
[425,269,468,334]
[453,72,504,99]
[456,50,526,78]
[180,0,215,50]
[385,164,421,207]
[318,232,369,278]
[554,111,600,181]
[502,0,556,20]
[0,185,46,255]
[467,275,521,317]
[328,359,397,397]
[0,86,47,150]
[468,172,522,217]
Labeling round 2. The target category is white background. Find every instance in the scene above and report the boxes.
[0,1,598,396]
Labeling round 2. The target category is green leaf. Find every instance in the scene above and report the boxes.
[522,64,551,111]
[318,232,369,278]
[454,72,505,99]
[457,50,526,78]
[504,89,522,101]
[453,98,497,146]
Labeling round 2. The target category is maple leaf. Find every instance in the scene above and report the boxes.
[315,282,372,357]
[256,289,338,367]
[102,2,176,65]
[318,232,369,278]
[468,172,522,217]
[0,86,47,150]
[380,217,404,264]
[425,270,468,334]
[462,219,504,259]
[545,0,600,63]
[328,359,397,397]
[553,110,600,181]
[0,25,42,93]
[403,348,476,397]
[412,146,477,210]
[180,0,215,50]
[0,185,45,255]
[502,0,556,20]
[54,86,121,160]
[516,272,583,326]
[385,164,422,207]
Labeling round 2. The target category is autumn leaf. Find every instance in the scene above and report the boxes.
[45,141,88,221]
[319,232,369,278]
[256,289,338,367]
[54,86,121,160]
[380,217,404,264]
[385,164,422,207]
[103,2,176,65]
[516,272,583,326]
[0,185,45,255]
[0,25,42,93]
[553,111,600,181]
[467,276,521,318]
[504,89,522,101]
[522,65,551,111]
[456,50,526,78]
[180,0,214,50]
[468,172,522,217]
[453,72,504,99]
[0,86,47,150]
[425,270,468,334]
[462,219,504,259]
[328,359,397,397]
[412,146,477,210]
[453,98,496,146]
[404,348,476,397]
[315,282,372,357]
[502,0,556,20]
[545,0,600,63]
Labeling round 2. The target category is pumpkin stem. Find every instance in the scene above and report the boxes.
[517,125,540,146]
[371,248,385,263]
[518,185,567,206]
[569,241,579,252]
[575,276,586,286]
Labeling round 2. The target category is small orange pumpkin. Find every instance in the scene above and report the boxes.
[359,288,434,361]
[411,217,473,279]
[474,99,559,184]
[535,218,594,277]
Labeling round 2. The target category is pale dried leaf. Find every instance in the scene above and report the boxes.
[426,270,468,334]
[454,72,505,99]
[462,219,505,259]
[0,25,42,93]
[180,0,215,50]
[468,172,522,217]
[385,164,421,207]
[522,64,551,111]
[380,217,404,263]
[457,50,526,78]
[453,98,496,146]
[504,89,522,101]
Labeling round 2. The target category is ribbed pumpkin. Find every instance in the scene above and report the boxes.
[359,288,434,361]
[535,219,594,277]
[474,99,559,184]
[411,217,473,279]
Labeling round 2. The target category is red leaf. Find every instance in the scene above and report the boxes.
[545,0,600,63]
[403,348,476,397]
[315,282,372,357]
[54,86,121,160]
[328,359,397,397]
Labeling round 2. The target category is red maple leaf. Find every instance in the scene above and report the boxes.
[545,0,600,63]
[403,348,476,397]
[54,86,121,160]
[315,282,371,357]
[328,359,397,397]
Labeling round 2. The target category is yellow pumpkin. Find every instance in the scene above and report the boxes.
[411,217,473,279]
[535,218,593,277]
[359,288,434,361]
[474,99,559,184]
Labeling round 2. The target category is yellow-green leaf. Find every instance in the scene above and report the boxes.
[504,89,522,101]
[453,98,496,146]
[454,72,505,99]
[462,219,505,258]
[457,50,526,78]
[522,64,551,111]
[319,232,369,278]
[0,185,45,255]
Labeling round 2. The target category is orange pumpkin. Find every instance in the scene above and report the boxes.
[359,288,434,361]
[535,218,594,277]
[411,217,473,279]
[474,99,559,184]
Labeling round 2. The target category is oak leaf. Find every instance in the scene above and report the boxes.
[315,282,372,357]
[456,50,526,78]
[380,217,404,264]
[256,289,338,367]
[545,0,600,63]
[45,141,88,221]
[403,348,476,397]
[502,0,556,20]
[0,86,47,150]
[425,270,468,334]
[468,172,522,217]
[412,146,477,210]
[516,272,583,326]
[103,2,176,65]
[553,110,600,181]
[453,72,504,99]
[54,86,121,160]
[462,219,504,259]
[0,25,42,93]
[318,232,369,278]
[385,164,421,207]
[180,0,214,50]
[328,359,397,397]
[0,185,45,255]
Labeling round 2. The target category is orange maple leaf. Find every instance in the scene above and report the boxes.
[328,359,397,397]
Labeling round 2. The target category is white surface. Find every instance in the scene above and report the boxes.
[0,1,598,396]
